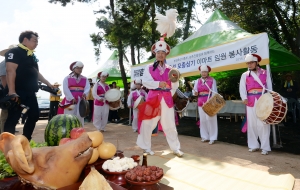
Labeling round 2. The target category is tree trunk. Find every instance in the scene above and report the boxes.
[148,1,156,60]
[270,3,299,56]
[117,39,129,107]
[130,44,136,65]
[183,0,195,40]
[137,45,141,64]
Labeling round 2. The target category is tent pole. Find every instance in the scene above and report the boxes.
[272,124,282,148]
[266,64,281,148]
[128,108,132,125]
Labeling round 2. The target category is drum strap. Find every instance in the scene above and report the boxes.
[202,79,221,102]
[98,82,108,93]
[247,71,266,93]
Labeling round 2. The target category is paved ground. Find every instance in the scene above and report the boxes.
[16,118,300,190]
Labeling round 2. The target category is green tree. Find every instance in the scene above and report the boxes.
[49,0,200,99]
[201,0,300,57]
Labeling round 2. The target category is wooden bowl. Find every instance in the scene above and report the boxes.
[102,169,130,188]
[125,174,163,190]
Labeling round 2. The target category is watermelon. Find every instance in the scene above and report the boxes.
[44,114,82,146]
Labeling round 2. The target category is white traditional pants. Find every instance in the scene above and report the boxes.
[132,108,138,131]
[247,99,271,151]
[198,107,218,140]
[64,104,84,127]
[136,98,181,151]
[93,104,109,131]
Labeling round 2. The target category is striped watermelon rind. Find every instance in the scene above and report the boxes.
[44,114,81,146]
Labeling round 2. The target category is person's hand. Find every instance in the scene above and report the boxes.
[98,98,104,102]
[8,92,19,102]
[159,81,167,88]
[128,106,132,108]
[48,84,55,89]
[194,92,198,96]
[243,99,248,105]
[82,94,86,99]
[72,99,77,104]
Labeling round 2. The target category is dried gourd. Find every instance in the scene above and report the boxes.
[79,166,112,190]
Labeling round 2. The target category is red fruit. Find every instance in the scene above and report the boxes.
[70,128,85,139]
[59,138,72,145]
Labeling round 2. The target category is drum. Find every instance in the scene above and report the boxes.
[255,91,287,124]
[133,96,145,109]
[173,89,189,112]
[168,68,180,82]
[79,99,90,117]
[202,94,226,117]
[105,89,121,110]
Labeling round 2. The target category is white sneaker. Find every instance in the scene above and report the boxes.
[100,129,106,132]
[208,140,214,145]
[173,150,184,157]
[201,139,207,142]
[133,129,137,132]
[143,149,154,155]
[261,150,268,155]
[248,148,259,152]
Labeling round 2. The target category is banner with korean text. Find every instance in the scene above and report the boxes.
[131,33,269,80]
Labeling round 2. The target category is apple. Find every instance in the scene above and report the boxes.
[59,138,72,146]
[70,127,86,139]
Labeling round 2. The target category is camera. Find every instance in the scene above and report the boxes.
[0,94,30,115]
[38,82,59,95]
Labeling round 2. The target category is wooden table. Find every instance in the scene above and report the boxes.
[0,158,173,190]
[0,176,173,190]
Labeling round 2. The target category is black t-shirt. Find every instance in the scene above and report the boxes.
[5,47,39,92]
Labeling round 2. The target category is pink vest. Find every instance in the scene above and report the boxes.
[132,90,147,107]
[147,65,174,108]
[95,83,110,106]
[197,77,213,107]
[245,69,267,107]
[65,77,86,105]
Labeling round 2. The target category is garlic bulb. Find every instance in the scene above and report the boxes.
[79,166,112,190]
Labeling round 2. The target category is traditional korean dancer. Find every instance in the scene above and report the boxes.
[92,71,110,132]
[193,65,218,144]
[60,61,90,126]
[127,79,148,132]
[239,53,272,155]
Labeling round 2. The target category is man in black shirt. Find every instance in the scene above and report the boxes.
[5,30,53,141]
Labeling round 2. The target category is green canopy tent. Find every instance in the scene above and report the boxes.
[88,50,131,88]
[131,10,300,81]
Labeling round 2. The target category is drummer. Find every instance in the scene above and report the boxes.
[127,79,148,132]
[239,54,272,155]
[61,61,90,126]
[136,37,184,157]
[92,71,110,132]
[193,65,218,145]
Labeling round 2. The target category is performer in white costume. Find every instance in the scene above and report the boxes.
[127,79,148,132]
[92,71,110,132]
[136,8,183,157]
[61,61,90,127]
[193,65,218,144]
[239,53,272,155]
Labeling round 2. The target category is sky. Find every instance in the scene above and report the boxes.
[0,0,113,98]
[0,0,208,98]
